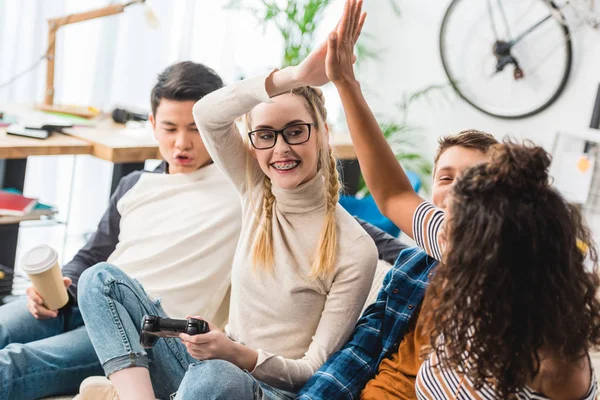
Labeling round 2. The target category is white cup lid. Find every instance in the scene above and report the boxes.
[22,245,58,274]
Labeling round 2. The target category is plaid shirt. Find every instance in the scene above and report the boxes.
[297,247,437,400]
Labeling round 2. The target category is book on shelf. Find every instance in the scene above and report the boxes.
[0,189,58,224]
[0,191,37,216]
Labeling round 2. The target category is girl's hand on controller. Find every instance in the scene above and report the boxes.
[180,316,228,360]
[180,316,258,370]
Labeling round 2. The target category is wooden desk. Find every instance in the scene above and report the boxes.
[64,120,161,163]
[0,129,92,160]
[331,135,356,160]
[64,121,162,194]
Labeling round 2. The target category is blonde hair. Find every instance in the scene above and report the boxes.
[245,87,340,279]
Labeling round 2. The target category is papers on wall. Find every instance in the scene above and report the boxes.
[554,152,595,204]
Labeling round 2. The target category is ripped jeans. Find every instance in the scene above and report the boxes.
[78,263,294,400]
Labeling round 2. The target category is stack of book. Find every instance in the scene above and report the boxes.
[0,190,57,224]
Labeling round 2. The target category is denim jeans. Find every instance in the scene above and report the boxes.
[78,263,295,400]
[0,297,103,400]
[175,360,295,400]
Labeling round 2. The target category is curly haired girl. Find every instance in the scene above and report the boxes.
[418,141,600,399]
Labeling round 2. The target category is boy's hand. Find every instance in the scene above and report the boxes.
[293,0,364,87]
[326,0,366,84]
[26,277,71,319]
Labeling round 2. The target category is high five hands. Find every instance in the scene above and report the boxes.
[326,0,366,84]
[293,0,366,87]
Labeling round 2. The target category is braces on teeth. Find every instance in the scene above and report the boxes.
[273,162,299,170]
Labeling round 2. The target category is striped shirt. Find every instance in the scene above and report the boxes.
[416,341,599,399]
[412,202,445,261]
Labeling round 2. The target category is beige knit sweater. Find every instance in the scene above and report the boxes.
[193,73,377,392]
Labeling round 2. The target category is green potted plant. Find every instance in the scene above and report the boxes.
[226,0,401,68]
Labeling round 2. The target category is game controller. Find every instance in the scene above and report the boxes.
[140,315,209,349]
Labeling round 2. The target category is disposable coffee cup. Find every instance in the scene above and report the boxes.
[22,245,68,310]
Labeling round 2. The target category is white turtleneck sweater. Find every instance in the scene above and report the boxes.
[193,74,378,392]
[106,163,242,327]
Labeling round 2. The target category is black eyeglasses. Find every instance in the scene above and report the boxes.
[248,123,315,150]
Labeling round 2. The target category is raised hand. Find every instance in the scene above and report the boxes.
[326,0,366,84]
[292,0,365,87]
[292,38,330,87]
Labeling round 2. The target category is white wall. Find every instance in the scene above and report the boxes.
[361,0,600,157]
[358,0,600,243]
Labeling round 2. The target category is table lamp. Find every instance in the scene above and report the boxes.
[38,0,158,118]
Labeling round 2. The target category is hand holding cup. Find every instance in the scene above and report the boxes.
[22,245,70,318]
[26,277,71,319]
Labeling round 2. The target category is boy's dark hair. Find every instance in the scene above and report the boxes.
[434,129,499,167]
[150,61,223,116]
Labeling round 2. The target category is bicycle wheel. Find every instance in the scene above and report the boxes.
[440,0,572,119]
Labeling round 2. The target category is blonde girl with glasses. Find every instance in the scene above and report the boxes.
[176,2,376,398]
[75,2,377,399]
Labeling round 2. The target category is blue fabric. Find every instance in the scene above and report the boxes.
[296,247,437,400]
[176,360,295,400]
[0,298,103,400]
[78,263,191,399]
[340,171,421,237]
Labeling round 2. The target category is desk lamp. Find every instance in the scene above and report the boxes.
[39,0,158,118]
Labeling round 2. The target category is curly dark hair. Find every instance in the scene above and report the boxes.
[429,139,600,398]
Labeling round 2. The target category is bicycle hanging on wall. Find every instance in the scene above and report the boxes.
[439,0,600,119]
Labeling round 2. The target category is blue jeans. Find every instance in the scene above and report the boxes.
[78,263,295,400]
[0,297,103,400]
[175,360,295,400]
